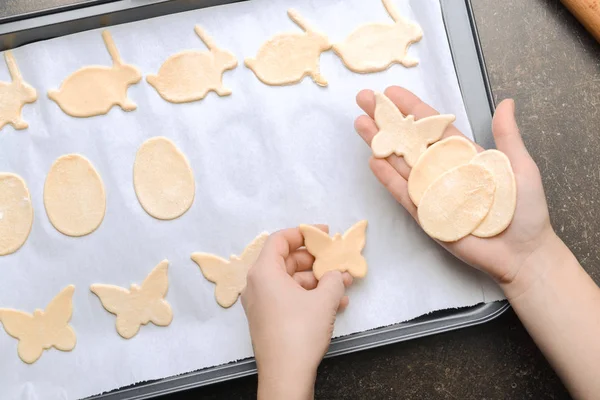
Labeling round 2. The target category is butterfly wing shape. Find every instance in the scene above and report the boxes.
[415,114,455,146]
[342,220,368,278]
[90,284,135,338]
[191,253,240,308]
[42,285,76,352]
[371,92,406,158]
[139,260,173,328]
[239,232,269,266]
[300,225,333,258]
[0,309,43,364]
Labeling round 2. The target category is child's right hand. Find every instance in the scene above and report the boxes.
[354,86,558,300]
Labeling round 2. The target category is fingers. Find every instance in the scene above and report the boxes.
[316,271,346,310]
[369,157,418,219]
[264,225,328,259]
[285,249,315,275]
[338,295,350,312]
[293,271,319,290]
[492,99,531,167]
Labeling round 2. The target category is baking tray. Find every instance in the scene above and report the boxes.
[0,0,509,398]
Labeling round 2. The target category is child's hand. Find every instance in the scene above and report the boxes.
[354,86,557,299]
[242,227,352,400]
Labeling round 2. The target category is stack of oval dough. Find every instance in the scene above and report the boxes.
[408,136,517,242]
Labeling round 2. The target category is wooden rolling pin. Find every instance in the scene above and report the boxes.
[561,0,600,42]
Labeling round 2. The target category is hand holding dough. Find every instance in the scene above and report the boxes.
[245,9,332,87]
[191,232,269,308]
[333,0,423,73]
[300,221,368,280]
[90,260,173,339]
[0,51,37,131]
[372,92,455,167]
[0,285,76,364]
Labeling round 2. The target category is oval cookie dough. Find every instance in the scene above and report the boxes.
[471,150,517,237]
[0,173,34,256]
[134,137,195,220]
[44,154,106,237]
[408,136,478,207]
[418,164,495,242]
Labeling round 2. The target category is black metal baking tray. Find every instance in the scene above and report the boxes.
[0,0,508,398]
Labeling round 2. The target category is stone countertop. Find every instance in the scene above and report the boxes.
[168,0,600,399]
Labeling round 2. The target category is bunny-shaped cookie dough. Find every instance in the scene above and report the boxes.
[48,31,142,118]
[333,0,423,73]
[245,9,331,87]
[147,26,238,103]
[0,51,37,131]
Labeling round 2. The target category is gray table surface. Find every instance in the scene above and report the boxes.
[164,1,600,399]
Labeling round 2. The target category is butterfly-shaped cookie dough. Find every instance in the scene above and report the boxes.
[191,232,269,308]
[371,92,456,167]
[90,260,173,339]
[300,221,368,280]
[0,285,76,364]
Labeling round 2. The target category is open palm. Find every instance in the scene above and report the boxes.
[355,87,555,288]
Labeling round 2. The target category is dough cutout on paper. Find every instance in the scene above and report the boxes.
[44,154,106,237]
[0,285,77,364]
[0,173,34,256]
[191,232,269,308]
[245,9,332,87]
[333,0,423,73]
[147,25,238,103]
[0,51,38,131]
[90,260,173,339]
[48,30,142,118]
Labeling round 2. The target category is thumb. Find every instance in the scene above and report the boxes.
[492,99,531,167]
[316,271,346,310]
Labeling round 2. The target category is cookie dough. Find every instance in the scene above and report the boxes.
[408,136,478,206]
[471,150,517,237]
[133,137,195,220]
[0,285,76,364]
[44,154,106,237]
[0,51,37,131]
[48,30,142,117]
[371,92,455,167]
[300,220,368,280]
[147,26,238,103]
[0,173,34,256]
[245,9,332,87]
[191,232,269,308]
[333,0,422,73]
[418,164,495,242]
[90,260,172,339]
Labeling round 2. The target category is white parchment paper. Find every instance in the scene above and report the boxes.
[0,0,505,398]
